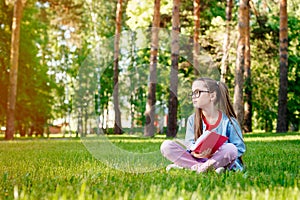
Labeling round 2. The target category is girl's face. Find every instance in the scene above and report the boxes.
[191,80,211,109]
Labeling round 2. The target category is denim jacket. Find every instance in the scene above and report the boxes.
[185,112,246,171]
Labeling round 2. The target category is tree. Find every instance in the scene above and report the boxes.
[220,0,233,83]
[167,0,180,138]
[243,0,252,132]
[234,0,249,127]
[286,14,300,132]
[276,0,288,133]
[193,0,200,75]
[0,1,12,127]
[78,0,118,135]
[144,0,160,137]
[113,0,123,134]
[5,0,26,140]
[17,2,54,137]
[249,0,278,132]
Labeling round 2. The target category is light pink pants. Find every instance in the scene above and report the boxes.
[160,140,238,172]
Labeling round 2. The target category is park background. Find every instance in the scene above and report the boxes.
[0,0,299,199]
[1,0,299,139]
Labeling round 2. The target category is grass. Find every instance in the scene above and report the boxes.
[0,132,299,200]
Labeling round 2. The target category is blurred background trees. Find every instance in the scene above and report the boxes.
[1,0,299,139]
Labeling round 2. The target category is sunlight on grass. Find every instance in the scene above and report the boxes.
[245,135,300,142]
[0,132,299,199]
[81,134,168,173]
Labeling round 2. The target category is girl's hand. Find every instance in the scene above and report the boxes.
[191,148,212,158]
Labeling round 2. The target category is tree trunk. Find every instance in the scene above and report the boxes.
[193,0,200,75]
[130,94,135,134]
[167,0,180,138]
[234,0,249,127]
[5,0,24,140]
[144,0,160,137]
[276,0,288,133]
[220,0,232,83]
[113,0,123,134]
[243,0,252,133]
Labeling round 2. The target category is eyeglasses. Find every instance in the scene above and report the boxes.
[188,90,210,98]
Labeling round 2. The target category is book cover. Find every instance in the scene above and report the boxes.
[190,131,228,155]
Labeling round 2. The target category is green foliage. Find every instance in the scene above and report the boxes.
[1,0,299,136]
[0,133,299,199]
[0,1,12,125]
[17,2,54,135]
[126,0,174,30]
[287,16,300,131]
[249,0,300,131]
[0,0,55,135]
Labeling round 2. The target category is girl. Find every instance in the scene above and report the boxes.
[160,77,246,173]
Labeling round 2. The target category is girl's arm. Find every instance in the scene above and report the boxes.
[185,114,195,147]
[227,118,246,157]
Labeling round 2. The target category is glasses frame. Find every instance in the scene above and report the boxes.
[189,90,210,98]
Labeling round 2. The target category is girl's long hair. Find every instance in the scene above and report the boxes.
[194,77,237,140]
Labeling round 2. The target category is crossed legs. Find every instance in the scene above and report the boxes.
[160,140,238,173]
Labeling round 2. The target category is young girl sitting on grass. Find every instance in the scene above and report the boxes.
[161,77,246,173]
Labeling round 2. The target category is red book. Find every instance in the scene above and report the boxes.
[190,131,228,155]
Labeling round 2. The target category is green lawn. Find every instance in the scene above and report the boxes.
[0,132,299,199]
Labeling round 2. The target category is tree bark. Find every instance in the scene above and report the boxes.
[243,0,252,133]
[5,0,24,140]
[220,0,232,83]
[234,0,249,127]
[113,0,123,134]
[144,0,160,137]
[193,0,200,75]
[167,0,180,138]
[276,0,288,133]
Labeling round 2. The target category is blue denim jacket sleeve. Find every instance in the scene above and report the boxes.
[185,114,195,147]
[222,116,246,171]
[225,117,246,158]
